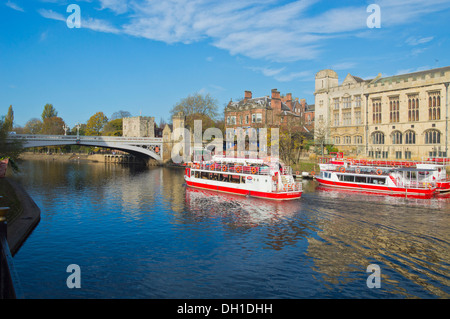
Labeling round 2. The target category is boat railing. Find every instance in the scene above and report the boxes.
[282,166,292,175]
[281,182,302,192]
[189,162,271,176]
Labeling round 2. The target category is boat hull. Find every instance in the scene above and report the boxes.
[315,177,435,198]
[186,180,302,200]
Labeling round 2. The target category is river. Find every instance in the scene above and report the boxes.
[10,160,450,299]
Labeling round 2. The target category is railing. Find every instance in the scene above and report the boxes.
[0,207,21,299]
[281,182,302,192]
[9,134,162,143]
[189,163,271,176]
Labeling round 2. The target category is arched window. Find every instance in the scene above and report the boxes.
[425,129,441,144]
[391,131,402,144]
[405,130,416,144]
[371,131,385,145]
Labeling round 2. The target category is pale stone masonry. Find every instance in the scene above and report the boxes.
[314,66,450,160]
[123,116,155,138]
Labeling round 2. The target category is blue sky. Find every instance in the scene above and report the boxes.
[1,0,450,128]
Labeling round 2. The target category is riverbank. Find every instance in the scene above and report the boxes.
[0,178,40,256]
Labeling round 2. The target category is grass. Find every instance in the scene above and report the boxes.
[0,178,23,224]
[291,160,320,174]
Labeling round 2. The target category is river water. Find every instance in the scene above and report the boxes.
[10,160,450,299]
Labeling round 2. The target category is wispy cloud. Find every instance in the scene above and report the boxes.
[6,0,24,12]
[248,66,311,82]
[35,0,450,64]
[38,8,121,34]
[405,36,434,46]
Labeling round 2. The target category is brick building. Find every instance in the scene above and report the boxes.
[224,89,307,130]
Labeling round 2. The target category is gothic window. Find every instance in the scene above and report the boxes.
[424,129,441,144]
[391,131,402,144]
[371,131,385,145]
[408,96,419,122]
[405,130,416,144]
[428,92,441,120]
[389,98,400,123]
[372,100,382,124]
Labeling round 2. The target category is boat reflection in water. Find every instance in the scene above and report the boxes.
[184,187,301,228]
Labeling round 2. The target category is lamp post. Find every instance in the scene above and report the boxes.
[75,123,81,139]
[63,124,69,136]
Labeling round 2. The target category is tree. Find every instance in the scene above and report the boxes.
[102,118,122,136]
[24,118,43,134]
[4,105,14,131]
[41,104,58,121]
[0,117,24,171]
[86,112,108,136]
[170,93,219,121]
[41,116,66,135]
[111,110,132,120]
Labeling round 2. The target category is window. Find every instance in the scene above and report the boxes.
[428,92,441,120]
[343,96,351,109]
[334,136,341,144]
[405,130,416,144]
[343,111,351,126]
[389,98,400,123]
[230,116,236,125]
[355,111,362,125]
[255,113,262,123]
[425,129,441,144]
[395,151,402,159]
[354,95,362,108]
[372,99,382,124]
[354,135,363,144]
[344,136,351,144]
[333,115,340,127]
[227,116,230,125]
[252,114,256,123]
[391,131,402,144]
[408,95,419,122]
[333,98,340,110]
[371,131,385,145]
[246,115,249,124]
[405,151,412,159]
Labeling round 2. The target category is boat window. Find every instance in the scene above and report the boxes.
[368,177,386,185]
[355,176,367,183]
[343,175,355,182]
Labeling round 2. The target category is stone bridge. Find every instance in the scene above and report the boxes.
[8,134,164,163]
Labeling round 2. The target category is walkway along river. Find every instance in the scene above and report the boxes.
[9,160,450,298]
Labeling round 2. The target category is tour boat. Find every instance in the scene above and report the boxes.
[318,156,450,193]
[316,165,437,198]
[184,156,302,200]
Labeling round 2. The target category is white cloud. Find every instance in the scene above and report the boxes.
[98,0,129,14]
[5,1,24,12]
[248,66,311,82]
[405,36,434,46]
[38,8,121,34]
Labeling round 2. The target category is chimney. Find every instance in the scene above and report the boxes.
[271,89,281,111]
[244,90,252,101]
[285,93,292,111]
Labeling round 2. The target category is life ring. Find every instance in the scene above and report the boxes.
[251,167,258,174]
[355,168,361,174]
[339,166,345,173]
[376,169,382,175]
[235,166,242,173]
[296,171,300,175]
[272,175,277,181]
[311,171,315,176]
[196,163,200,169]
[155,146,159,153]
[222,165,227,172]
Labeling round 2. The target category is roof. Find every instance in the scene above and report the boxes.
[372,66,450,84]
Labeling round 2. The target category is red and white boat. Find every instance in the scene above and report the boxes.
[184,156,302,200]
[318,156,450,193]
[316,165,437,198]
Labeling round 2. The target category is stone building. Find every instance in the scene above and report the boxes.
[122,116,155,138]
[162,112,186,162]
[314,66,450,160]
